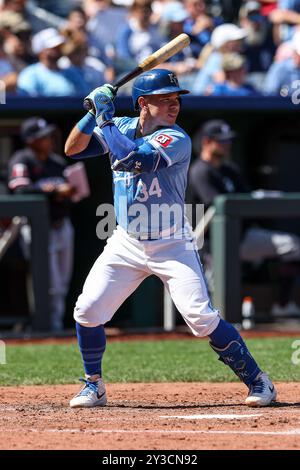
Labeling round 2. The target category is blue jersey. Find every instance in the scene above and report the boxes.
[93,117,192,238]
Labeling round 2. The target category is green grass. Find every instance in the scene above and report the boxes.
[0,337,299,386]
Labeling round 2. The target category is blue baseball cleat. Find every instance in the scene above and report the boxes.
[245,372,277,407]
[70,377,107,408]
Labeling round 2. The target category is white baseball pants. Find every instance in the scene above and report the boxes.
[74,226,220,337]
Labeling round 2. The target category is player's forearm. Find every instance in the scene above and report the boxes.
[65,113,96,156]
[65,126,92,156]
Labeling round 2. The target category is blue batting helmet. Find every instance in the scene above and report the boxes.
[132,69,189,110]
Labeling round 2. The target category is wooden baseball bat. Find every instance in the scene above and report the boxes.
[83,33,191,112]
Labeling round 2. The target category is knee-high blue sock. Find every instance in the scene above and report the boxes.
[209,318,261,386]
[76,322,106,378]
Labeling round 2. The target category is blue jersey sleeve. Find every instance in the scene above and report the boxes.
[148,126,191,167]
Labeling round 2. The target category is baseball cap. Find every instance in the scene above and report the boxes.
[211,24,247,49]
[239,1,261,18]
[32,28,65,55]
[222,53,246,72]
[161,2,188,22]
[200,120,236,141]
[21,117,55,143]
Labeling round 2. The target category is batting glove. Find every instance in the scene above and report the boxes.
[84,84,116,127]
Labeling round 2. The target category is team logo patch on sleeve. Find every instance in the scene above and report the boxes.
[154,134,173,148]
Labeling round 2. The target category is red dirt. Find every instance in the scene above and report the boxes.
[1,382,300,450]
[4,328,300,346]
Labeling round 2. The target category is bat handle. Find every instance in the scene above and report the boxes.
[83,86,119,113]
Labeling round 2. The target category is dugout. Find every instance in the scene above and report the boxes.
[0,95,300,331]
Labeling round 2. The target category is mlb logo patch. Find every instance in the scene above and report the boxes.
[154,134,173,148]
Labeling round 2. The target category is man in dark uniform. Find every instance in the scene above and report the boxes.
[189,119,249,208]
[188,119,300,316]
[8,117,75,331]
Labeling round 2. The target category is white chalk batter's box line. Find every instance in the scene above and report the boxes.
[1,407,300,417]
[3,428,300,436]
[0,413,264,424]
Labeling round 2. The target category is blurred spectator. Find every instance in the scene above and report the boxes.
[183,0,216,58]
[0,32,17,92]
[86,0,127,70]
[193,23,247,94]
[208,52,261,95]
[58,33,106,93]
[188,119,300,316]
[32,0,82,18]
[7,116,75,331]
[160,1,189,38]
[217,0,243,22]
[0,0,66,33]
[259,0,277,17]
[270,0,300,43]
[239,1,276,73]
[0,11,34,73]
[60,6,115,81]
[17,27,86,96]
[61,6,88,34]
[273,27,300,61]
[264,31,300,94]
[116,0,165,71]
[83,0,113,18]
[157,1,197,88]
[151,0,178,24]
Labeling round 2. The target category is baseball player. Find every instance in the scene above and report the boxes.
[65,69,276,408]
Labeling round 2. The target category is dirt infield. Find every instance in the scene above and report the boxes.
[1,382,299,450]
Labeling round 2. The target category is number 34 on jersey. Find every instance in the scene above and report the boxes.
[136,177,162,202]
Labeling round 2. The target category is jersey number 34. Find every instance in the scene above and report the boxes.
[136,177,162,202]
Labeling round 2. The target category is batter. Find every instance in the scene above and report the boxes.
[64,69,276,408]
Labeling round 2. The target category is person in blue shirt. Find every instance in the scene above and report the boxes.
[209,52,261,96]
[264,35,300,95]
[17,28,86,96]
[270,0,300,41]
[193,23,247,94]
[64,69,276,409]
[183,0,218,58]
[116,0,164,70]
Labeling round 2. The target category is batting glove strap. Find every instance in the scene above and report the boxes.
[96,118,114,129]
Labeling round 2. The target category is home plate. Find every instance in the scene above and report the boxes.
[160,414,261,420]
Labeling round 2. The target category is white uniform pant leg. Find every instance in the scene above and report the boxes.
[146,238,220,337]
[74,228,150,327]
[49,218,74,330]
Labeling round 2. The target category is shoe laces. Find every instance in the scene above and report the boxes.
[78,378,99,396]
[250,375,266,394]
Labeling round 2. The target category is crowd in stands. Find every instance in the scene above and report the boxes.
[1,0,300,97]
